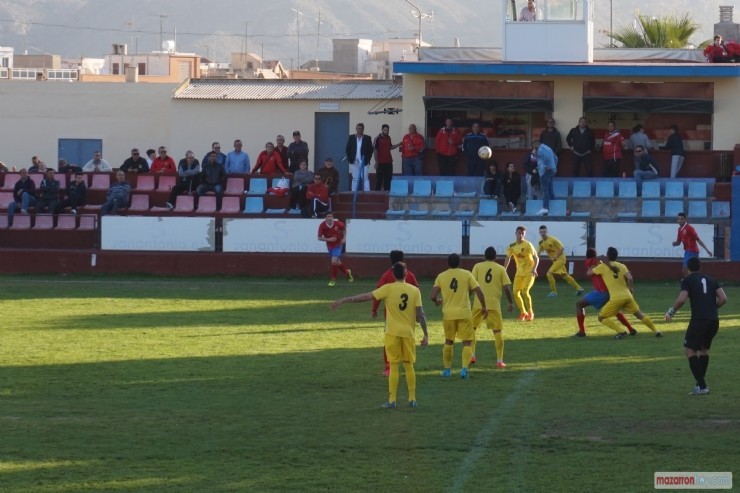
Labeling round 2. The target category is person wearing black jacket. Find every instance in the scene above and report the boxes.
[120,148,150,174]
[660,124,685,178]
[521,150,540,200]
[345,122,374,192]
[58,171,87,214]
[36,168,61,213]
[566,117,596,177]
[7,168,36,225]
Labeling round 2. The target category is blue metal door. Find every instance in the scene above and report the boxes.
[58,138,103,168]
[314,112,350,192]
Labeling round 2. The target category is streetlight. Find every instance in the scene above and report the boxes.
[291,8,303,68]
[315,8,324,70]
[404,0,433,60]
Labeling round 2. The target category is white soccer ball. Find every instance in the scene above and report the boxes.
[478,146,493,160]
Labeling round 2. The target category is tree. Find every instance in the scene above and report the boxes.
[608,13,700,48]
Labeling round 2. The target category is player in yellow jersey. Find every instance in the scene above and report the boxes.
[431,253,487,379]
[470,247,514,368]
[331,262,428,409]
[504,225,539,321]
[587,247,661,339]
[537,225,584,298]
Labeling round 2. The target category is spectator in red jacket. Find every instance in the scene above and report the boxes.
[150,146,176,173]
[601,121,625,177]
[305,174,330,218]
[434,118,462,176]
[704,35,734,63]
[252,142,287,175]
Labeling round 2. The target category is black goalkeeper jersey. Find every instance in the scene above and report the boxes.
[680,273,721,320]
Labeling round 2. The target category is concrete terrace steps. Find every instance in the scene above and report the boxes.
[332,191,389,220]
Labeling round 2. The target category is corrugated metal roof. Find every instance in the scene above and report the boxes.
[173,79,403,100]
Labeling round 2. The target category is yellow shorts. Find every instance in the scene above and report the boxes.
[443,319,474,341]
[599,297,640,318]
[549,257,567,276]
[513,274,535,293]
[384,333,416,363]
[471,308,504,331]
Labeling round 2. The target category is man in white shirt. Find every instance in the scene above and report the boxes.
[82,151,112,172]
[345,123,374,192]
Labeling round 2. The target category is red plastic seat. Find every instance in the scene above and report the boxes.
[157,175,176,192]
[225,177,245,195]
[220,196,241,214]
[195,196,217,214]
[78,215,97,230]
[56,214,77,230]
[90,174,110,190]
[1,173,20,191]
[0,191,14,210]
[174,195,194,213]
[135,175,155,191]
[33,214,54,230]
[10,215,31,229]
[128,194,150,212]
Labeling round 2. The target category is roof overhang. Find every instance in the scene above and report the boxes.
[583,97,713,114]
[423,96,552,112]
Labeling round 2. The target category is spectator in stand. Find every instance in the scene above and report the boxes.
[7,169,36,224]
[225,139,251,174]
[202,142,226,168]
[120,148,150,174]
[521,149,540,200]
[36,168,60,213]
[100,171,131,216]
[252,142,288,175]
[290,159,314,211]
[57,159,81,174]
[29,156,45,174]
[703,35,734,63]
[373,124,400,191]
[533,140,557,215]
[346,123,374,192]
[82,151,112,172]
[151,146,177,173]
[519,0,543,21]
[166,150,201,210]
[287,131,309,173]
[145,149,156,168]
[601,121,625,177]
[316,157,340,196]
[275,135,289,168]
[400,123,425,176]
[539,117,563,155]
[566,116,596,177]
[483,160,503,199]
[502,162,522,213]
[660,124,685,178]
[434,118,462,176]
[632,145,659,186]
[462,122,489,177]
[628,124,652,154]
[197,151,227,211]
[57,171,87,214]
[0,162,7,173]
[305,173,330,218]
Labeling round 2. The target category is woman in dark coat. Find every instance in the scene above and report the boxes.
[502,161,521,212]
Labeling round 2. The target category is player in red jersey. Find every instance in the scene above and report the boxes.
[574,248,635,337]
[317,212,353,287]
[373,250,419,376]
[673,212,712,277]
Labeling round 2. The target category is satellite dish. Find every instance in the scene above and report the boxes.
[162,40,175,53]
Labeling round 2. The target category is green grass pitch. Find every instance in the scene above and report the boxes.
[0,274,738,492]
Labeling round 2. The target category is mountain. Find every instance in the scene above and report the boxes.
[0,0,730,62]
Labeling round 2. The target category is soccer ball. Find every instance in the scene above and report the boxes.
[478,146,493,160]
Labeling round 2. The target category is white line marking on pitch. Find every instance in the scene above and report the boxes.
[446,369,537,493]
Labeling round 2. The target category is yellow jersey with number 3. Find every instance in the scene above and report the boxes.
[372,281,422,339]
[592,261,632,300]
[433,268,479,320]
[471,261,511,312]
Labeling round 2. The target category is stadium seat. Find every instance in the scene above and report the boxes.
[687,182,707,199]
[1,173,20,191]
[430,209,452,217]
[618,181,637,198]
[572,181,591,198]
[56,214,77,230]
[221,196,241,214]
[407,203,428,216]
[195,196,217,214]
[128,194,150,212]
[389,179,409,197]
[266,208,287,214]
[641,200,661,218]
[56,174,67,189]
[595,181,614,198]
[688,201,707,218]
[90,174,110,190]
[664,200,683,217]
[477,199,498,218]
[29,174,43,188]
[10,215,31,229]
[244,197,264,213]
[0,215,8,228]
[411,180,432,197]
[711,201,730,218]
[156,175,176,192]
[135,175,155,191]
[616,211,638,218]
[641,181,660,198]
[174,195,195,213]
[547,200,567,217]
[225,177,245,195]
[523,199,544,215]
[33,214,54,230]
[552,181,569,198]
[246,178,268,196]
[385,209,406,217]
[664,181,684,198]
[434,180,454,198]
[78,215,96,230]
[0,191,14,210]
[569,210,591,217]
[454,209,475,218]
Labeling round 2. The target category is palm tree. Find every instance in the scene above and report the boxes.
[608,13,700,48]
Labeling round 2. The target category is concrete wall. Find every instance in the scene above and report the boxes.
[0,81,175,169]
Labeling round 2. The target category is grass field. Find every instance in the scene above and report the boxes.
[0,274,738,493]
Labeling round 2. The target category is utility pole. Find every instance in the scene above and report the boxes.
[315,9,323,69]
[158,14,167,50]
[404,0,432,60]
[291,8,303,68]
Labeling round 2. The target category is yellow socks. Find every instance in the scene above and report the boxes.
[547,272,557,292]
[601,317,623,334]
[443,344,453,369]
[462,345,473,369]
[641,315,658,333]
[388,363,399,403]
[403,362,416,402]
[494,331,504,361]
[563,274,581,291]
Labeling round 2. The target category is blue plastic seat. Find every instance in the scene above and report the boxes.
[477,199,498,218]
[572,181,591,198]
[641,181,660,198]
[548,200,567,217]
[389,179,409,197]
[641,200,661,218]
[711,201,730,218]
[434,180,454,198]
[411,180,432,197]
[552,181,569,198]
[687,182,707,199]
[525,199,544,215]
[386,209,406,217]
[454,210,475,218]
[243,197,264,213]
[246,178,268,196]
[664,181,684,198]
[618,181,637,198]
[664,200,683,217]
[595,181,614,198]
[688,201,707,218]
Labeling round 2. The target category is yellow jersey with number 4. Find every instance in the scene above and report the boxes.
[433,268,479,320]
[372,281,422,339]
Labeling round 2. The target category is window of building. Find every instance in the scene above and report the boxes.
[112,63,120,75]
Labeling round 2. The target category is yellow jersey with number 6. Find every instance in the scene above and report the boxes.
[471,261,511,312]
[372,281,422,339]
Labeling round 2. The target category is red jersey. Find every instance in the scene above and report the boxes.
[306,181,329,203]
[602,130,625,160]
[434,127,462,157]
[585,257,607,292]
[150,156,176,173]
[318,220,345,249]
[252,151,286,174]
[677,223,700,253]
[372,267,419,314]
[373,134,394,164]
[401,133,425,158]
